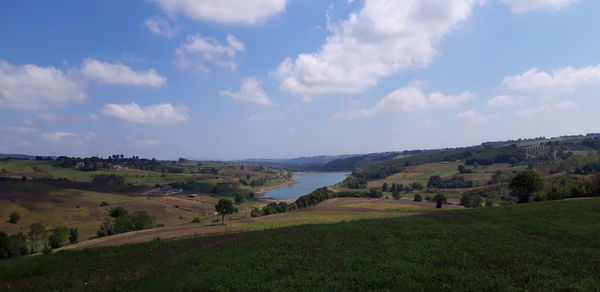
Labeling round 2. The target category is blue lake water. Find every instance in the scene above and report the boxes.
[265,172,349,200]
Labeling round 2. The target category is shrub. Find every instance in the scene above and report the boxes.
[460,193,482,208]
[8,211,21,224]
[49,226,70,248]
[108,207,128,218]
[414,194,423,202]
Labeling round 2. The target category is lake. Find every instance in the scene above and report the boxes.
[265,172,349,200]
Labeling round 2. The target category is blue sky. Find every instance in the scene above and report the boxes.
[1,0,599,160]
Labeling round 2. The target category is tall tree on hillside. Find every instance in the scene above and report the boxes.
[509,169,543,203]
[433,194,447,208]
[215,199,236,225]
[381,183,388,192]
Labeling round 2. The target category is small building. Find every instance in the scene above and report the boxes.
[74,162,85,169]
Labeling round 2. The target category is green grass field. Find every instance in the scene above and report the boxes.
[1,198,598,291]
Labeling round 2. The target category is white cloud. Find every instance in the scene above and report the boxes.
[0,60,86,110]
[457,110,496,122]
[176,34,244,72]
[145,16,178,38]
[134,139,161,146]
[81,59,166,88]
[486,95,528,107]
[501,65,600,93]
[151,0,287,24]
[42,132,85,142]
[276,0,476,97]
[102,103,189,124]
[89,114,100,120]
[516,101,577,116]
[1,126,38,134]
[332,86,473,119]
[500,0,578,13]
[219,77,274,106]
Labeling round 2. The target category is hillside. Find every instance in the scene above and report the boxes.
[1,198,599,291]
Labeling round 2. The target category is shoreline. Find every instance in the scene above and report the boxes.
[256,178,299,196]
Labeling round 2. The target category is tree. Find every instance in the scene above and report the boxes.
[460,193,482,208]
[27,223,48,253]
[509,169,543,203]
[381,183,389,192]
[414,194,423,202]
[108,207,128,218]
[485,199,494,208]
[392,189,401,200]
[433,193,447,208]
[49,226,70,248]
[215,199,235,225]
[69,228,78,243]
[235,193,246,204]
[8,211,21,224]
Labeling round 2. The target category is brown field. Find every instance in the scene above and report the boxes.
[55,197,459,250]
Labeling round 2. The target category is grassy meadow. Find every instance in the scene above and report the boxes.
[1,197,598,291]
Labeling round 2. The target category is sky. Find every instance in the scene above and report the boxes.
[1,0,600,160]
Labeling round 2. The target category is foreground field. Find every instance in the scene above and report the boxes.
[1,198,598,291]
[57,197,442,249]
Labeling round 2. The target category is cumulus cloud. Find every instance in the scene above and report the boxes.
[176,34,244,72]
[89,114,100,121]
[332,86,473,120]
[276,0,476,97]
[145,16,179,37]
[500,0,578,13]
[151,0,287,24]
[486,95,528,107]
[0,60,86,110]
[219,77,274,106]
[81,59,166,88]
[102,103,189,124]
[516,101,577,116]
[501,65,600,93]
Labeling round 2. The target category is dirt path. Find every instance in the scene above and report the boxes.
[58,224,241,250]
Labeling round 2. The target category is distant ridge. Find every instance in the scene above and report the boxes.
[0,154,37,160]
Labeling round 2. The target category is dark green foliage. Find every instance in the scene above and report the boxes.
[92,174,125,185]
[261,202,297,216]
[368,188,383,198]
[458,165,473,174]
[27,223,47,253]
[461,193,483,208]
[213,182,240,196]
[342,176,368,189]
[8,212,20,224]
[48,227,70,249]
[97,209,156,237]
[108,207,128,218]
[381,182,388,192]
[0,232,28,259]
[392,189,401,200]
[427,175,473,189]
[215,199,235,224]
[234,193,246,204]
[433,194,447,208]
[413,194,423,202]
[191,217,201,223]
[249,177,266,187]
[99,201,109,207]
[250,207,262,217]
[509,169,544,203]
[485,199,494,208]
[41,246,52,255]
[3,199,599,291]
[69,228,78,244]
[408,182,424,190]
[170,181,215,193]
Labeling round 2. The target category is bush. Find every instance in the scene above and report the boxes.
[414,194,423,202]
[49,226,70,248]
[42,246,53,255]
[509,169,543,203]
[109,207,128,218]
[460,193,482,208]
[92,174,125,185]
[97,209,156,237]
[8,211,21,224]
[433,194,447,208]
